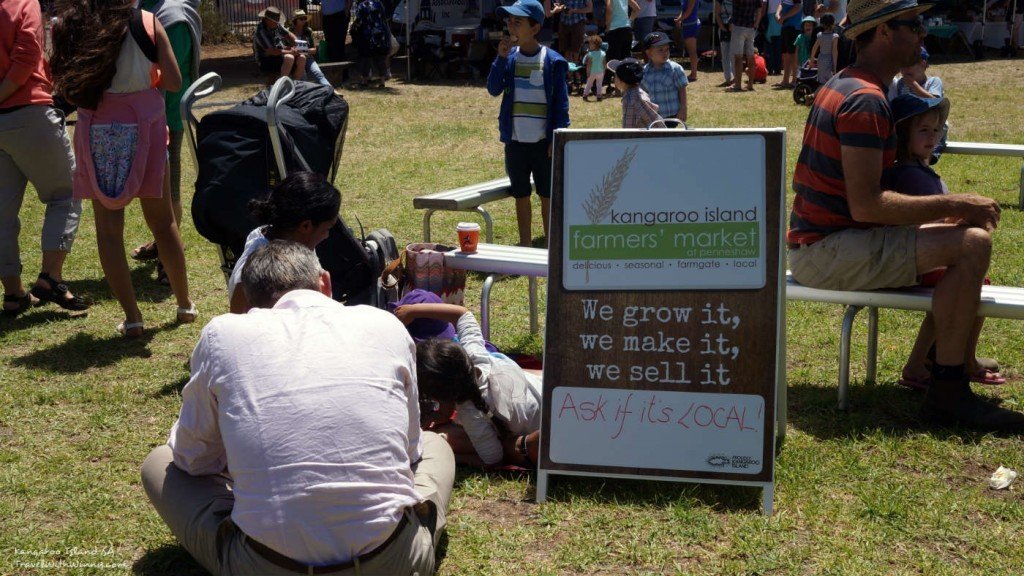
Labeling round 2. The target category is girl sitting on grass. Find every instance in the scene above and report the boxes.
[395,302,541,467]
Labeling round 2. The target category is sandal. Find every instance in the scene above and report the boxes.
[2,291,39,318]
[117,320,145,338]
[30,272,89,311]
[131,242,159,261]
[897,372,931,392]
[971,368,1006,386]
[176,303,198,324]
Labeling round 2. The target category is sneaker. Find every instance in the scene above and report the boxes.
[922,377,1024,433]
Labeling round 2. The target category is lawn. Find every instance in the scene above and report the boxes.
[2,50,1024,575]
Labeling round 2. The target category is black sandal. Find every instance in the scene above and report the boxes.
[156,262,170,286]
[2,292,38,318]
[30,272,90,311]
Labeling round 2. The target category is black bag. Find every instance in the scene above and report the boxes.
[345,228,402,309]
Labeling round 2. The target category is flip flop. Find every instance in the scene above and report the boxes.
[176,303,199,324]
[725,86,745,92]
[897,373,931,392]
[971,368,1006,386]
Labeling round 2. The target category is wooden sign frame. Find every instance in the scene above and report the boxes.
[537,129,787,514]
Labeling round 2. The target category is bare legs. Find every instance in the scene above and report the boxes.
[92,177,192,334]
[515,196,550,247]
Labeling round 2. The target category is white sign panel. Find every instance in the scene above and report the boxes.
[549,387,765,474]
[562,135,767,291]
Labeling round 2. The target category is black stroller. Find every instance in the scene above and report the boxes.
[182,74,378,304]
[792,63,820,105]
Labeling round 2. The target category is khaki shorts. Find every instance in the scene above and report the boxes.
[789,226,919,291]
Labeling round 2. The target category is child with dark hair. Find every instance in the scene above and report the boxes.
[884,95,1004,390]
[810,13,837,82]
[228,171,341,313]
[51,0,193,337]
[395,303,542,467]
[487,0,570,247]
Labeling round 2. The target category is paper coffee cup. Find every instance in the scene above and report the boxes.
[457,222,481,253]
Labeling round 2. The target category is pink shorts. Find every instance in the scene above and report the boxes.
[73,89,168,210]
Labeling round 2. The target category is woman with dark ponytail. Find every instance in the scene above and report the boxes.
[398,303,542,467]
[51,0,193,337]
[228,171,340,313]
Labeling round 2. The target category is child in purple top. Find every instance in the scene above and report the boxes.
[884,95,1005,391]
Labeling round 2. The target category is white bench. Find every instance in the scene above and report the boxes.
[413,178,521,243]
[443,243,547,339]
[944,141,1024,208]
[786,272,1024,410]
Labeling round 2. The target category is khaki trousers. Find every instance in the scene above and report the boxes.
[141,432,455,575]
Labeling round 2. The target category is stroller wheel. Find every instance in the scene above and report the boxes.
[793,83,813,105]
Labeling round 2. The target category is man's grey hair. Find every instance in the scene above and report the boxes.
[241,240,324,308]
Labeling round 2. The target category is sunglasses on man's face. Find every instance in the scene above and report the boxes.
[887,17,926,34]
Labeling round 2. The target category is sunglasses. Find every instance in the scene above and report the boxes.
[887,17,926,34]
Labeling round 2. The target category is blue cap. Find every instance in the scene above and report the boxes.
[497,0,546,24]
[920,46,930,61]
[891,94,950,126]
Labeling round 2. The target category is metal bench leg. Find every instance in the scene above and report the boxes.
[866,307,878,383]
[422,209,437,242]
[528,276,538,335]
[1018,163,1024,210]
[480,274,496,340]
[838,305,863,411]
[473,207,495,243]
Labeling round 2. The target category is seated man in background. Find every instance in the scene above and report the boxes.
[788,0,1024,432]
[252,6,306,80]
[142,240,455,575]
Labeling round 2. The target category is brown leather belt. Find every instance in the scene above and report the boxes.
[243,511,410,574]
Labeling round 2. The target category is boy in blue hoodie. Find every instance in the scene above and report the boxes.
[487,0,570,247]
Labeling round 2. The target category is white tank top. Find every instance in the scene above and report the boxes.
[108,11,156,94]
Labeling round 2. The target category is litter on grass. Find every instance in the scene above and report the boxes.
[988,466,1018,490]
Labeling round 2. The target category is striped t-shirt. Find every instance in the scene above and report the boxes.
[787,67,896,245]
[511,47,548,144]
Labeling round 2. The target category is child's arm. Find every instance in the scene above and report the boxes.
[810,37,821,62]
[551,59,571,132]
[628,0,641,21]
[486,37,513,96]
[154,20,183,92]
[831,35,839,73]
[900,76,934,98]
[393,302,468,326]
[676,86,687,123]
[455,403,505,466]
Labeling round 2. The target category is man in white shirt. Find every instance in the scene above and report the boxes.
[142,240,455,575]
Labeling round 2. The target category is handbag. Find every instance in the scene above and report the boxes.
[403,243,466,305]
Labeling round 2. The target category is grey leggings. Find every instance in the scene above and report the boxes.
[0,105,81,277]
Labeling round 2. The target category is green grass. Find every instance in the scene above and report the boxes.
[2,54,1024,575]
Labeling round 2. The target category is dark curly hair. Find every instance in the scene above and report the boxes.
[50,0,136,110]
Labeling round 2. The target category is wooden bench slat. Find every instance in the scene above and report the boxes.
[413,178,513,210]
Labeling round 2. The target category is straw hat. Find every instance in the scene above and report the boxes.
[842,0,933,39]
[258,6,282,22]
[292,8,307,21]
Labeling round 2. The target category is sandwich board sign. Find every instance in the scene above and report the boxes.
[538,129,786,514]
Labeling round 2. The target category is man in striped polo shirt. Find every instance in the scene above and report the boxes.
[788,0,1024,432]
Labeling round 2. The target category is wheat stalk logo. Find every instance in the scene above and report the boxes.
[580,145,637,282]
